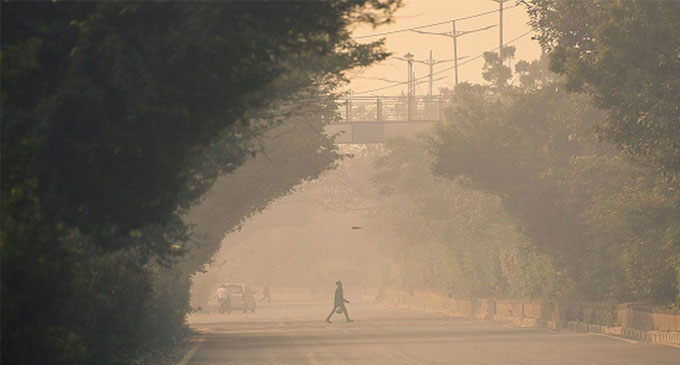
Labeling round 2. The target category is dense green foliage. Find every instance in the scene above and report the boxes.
[370,138,561,298]
[481,46,516,89]
[184,104,346,311]
[1,1,399,363]
[524,0,680,182]
[429,80,679,304]
[376,70,678,304]
[373,1,679,304]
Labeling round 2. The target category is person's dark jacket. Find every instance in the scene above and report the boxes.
[334,286,349,306]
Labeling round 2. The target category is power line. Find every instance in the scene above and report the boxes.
[351,30,534,96]
[412,24,496,38]
[413,23,497,85]
[353,4,520,40]
[431,30,534,77]
[393,56,465,64]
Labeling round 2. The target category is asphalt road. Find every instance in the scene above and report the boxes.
[183,301,680,364]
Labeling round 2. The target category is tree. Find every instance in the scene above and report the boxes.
[2,1,395,247]
[370,137,560,298]
[1,1,401,362]
[430,76,679,304]
[524,0,680,182]
[482,45,516,89]
[514,53,553,91]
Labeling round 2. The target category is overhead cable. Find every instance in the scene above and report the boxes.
[353,4,520,39]
[412,24,497,38]
[351,30,534,95]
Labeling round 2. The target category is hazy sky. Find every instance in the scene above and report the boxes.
[347,0,542,95]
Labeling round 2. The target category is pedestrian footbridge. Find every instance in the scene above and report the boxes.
[324,96,444,144]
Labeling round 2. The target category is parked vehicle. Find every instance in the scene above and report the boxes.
[216,283,256,313]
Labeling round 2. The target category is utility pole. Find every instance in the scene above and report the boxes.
[451,21,458,86]
[428,50,434,96]
[499,0,503,58]
[490,0,511,64]
[412,24,494,86]
[393,52,460,96]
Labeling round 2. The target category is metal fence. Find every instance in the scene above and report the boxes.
[335,96,444,123]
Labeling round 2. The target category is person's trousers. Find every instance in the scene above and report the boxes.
[326,303,350,322]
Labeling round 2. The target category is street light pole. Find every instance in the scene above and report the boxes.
[394,53,460,97]
[404,52,414,97]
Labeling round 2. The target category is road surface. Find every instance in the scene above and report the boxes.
[184,301,680,364]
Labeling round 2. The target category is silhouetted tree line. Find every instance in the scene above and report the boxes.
[1,1,400,363]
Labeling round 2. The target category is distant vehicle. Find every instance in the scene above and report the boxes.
[217,283,256,313]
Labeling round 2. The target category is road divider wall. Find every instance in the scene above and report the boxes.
[378,288,680,346]
[269,294,325,303]
[269,287,379,303]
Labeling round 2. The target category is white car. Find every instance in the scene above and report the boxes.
[216,283,256,313]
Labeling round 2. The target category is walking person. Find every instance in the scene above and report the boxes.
[260,282,271,304]
[325,280,353,323]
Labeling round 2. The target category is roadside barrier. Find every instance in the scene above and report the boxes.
[269,294,325,302]
[378,288,680,346]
